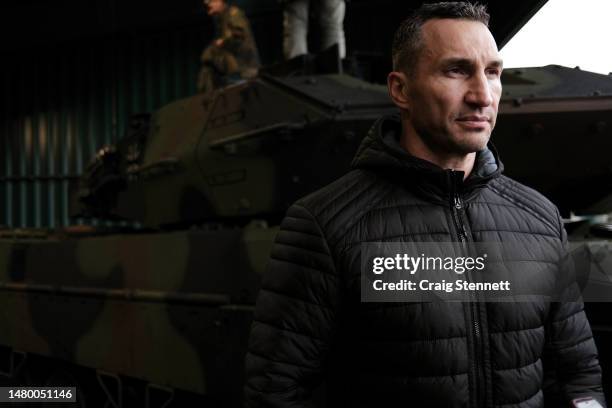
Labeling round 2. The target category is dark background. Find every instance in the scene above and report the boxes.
[0,0,545,229]
[1,0,542,61]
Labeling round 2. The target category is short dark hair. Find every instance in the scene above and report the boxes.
[392,2,490,73]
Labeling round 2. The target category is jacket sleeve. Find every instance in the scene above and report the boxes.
[543,217,606,407]
[244,203,339,407]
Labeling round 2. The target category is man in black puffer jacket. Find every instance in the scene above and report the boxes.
[245,2,605,407]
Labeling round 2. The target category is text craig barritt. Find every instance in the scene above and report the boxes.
[371,254,511,292]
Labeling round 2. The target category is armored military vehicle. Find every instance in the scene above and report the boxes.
[2,0,612,406]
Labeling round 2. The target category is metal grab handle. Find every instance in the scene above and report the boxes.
[96,370,123,408]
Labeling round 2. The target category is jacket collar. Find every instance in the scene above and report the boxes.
[351,114,504,203]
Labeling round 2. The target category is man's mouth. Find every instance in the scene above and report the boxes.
[456,115,490,129]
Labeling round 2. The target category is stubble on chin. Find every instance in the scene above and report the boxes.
[421,127,491,157]
[454,132,491,154]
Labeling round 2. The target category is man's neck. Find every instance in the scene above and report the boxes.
[399,125,476,180]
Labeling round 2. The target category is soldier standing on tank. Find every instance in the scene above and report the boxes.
[197,0,261,93]
[281,0,346,59]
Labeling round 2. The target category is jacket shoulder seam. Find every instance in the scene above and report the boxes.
[328,181,397,248]
[488,180,559,235]
[292,203,338,275]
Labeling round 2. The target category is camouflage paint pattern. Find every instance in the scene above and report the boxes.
[0,223,277,403]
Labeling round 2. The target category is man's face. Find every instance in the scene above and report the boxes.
[205,0,225,16]
[404,19,503,155]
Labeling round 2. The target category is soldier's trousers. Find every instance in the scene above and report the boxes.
[282,0,346,60]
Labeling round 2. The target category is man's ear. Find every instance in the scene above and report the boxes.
[387,71,411,110]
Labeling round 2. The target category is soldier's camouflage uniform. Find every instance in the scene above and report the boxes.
[197,5,260,93]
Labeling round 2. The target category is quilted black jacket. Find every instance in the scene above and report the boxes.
[245,115,604,407]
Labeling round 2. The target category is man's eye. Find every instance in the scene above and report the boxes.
[447,67,466,75]
[486,69,501,77]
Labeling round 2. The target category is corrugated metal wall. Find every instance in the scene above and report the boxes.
[0,26,205,228]
[0,0,397,229]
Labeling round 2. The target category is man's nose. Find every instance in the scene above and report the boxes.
[465,73,493,107]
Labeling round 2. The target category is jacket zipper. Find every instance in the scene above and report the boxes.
[452,195,467,242]
[449,170,486,408]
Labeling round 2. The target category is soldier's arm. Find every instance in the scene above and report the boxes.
[220,7,249,49]
[244,203,339,407]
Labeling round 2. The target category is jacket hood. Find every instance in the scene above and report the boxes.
[351,114,504,201]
